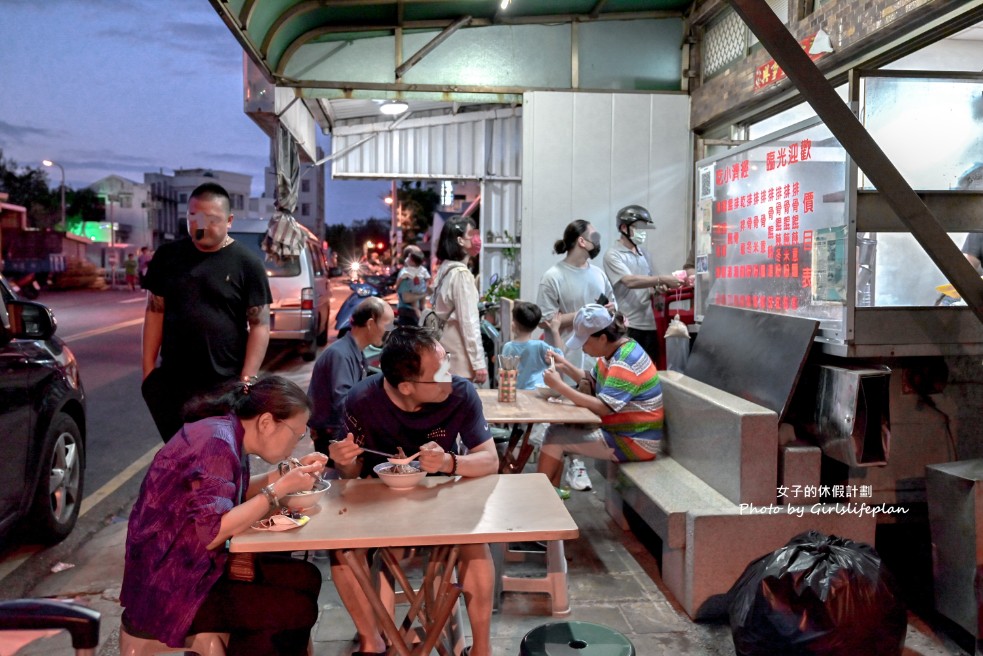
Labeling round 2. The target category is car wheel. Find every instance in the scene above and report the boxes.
[30,413,84,544]
[301,333,318,362]
[316,315,329,346]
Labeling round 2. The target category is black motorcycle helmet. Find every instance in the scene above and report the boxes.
[616,204,654,229]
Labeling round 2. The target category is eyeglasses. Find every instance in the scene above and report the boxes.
[279,420,310,441]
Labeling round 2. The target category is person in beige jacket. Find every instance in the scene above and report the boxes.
[430,215,488,384]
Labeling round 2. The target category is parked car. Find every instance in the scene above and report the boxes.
[0,274,86,544]
[229,220,332,361]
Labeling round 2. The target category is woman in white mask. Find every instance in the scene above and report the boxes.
[537,220,617,373]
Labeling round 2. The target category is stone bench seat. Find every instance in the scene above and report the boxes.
[613,457,734,550]
[597,371,876,619]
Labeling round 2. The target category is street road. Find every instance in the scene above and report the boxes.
[0,279,351,580]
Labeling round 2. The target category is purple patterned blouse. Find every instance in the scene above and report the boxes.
[121,414,248,646]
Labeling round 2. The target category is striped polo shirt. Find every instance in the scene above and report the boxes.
[593,339,664,461]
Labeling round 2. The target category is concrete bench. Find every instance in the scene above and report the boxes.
[601,371,876,619]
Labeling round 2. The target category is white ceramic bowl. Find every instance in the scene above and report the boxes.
[373,461,426,490]
[534,384,561,399]
[281,479,330,511]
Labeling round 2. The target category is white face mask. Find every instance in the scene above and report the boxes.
[632,228,647,245]
[433,356,453,383]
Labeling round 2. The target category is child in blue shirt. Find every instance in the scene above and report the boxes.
[501,301,563,390]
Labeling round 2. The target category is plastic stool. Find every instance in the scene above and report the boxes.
[492,540,570,616]
[519,621,635,655]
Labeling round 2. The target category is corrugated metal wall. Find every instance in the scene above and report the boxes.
[330,107,523,290]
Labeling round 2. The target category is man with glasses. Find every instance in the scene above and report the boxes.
[141,182,272,442]
[328,326,498,656]
[307,296,394,457]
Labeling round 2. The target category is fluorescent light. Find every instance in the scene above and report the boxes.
[379,100,409,116]
[500,0,511,9]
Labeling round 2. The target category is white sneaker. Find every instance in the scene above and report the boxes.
[565,458,592,491]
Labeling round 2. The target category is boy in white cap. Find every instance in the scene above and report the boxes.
[537,303,664,495]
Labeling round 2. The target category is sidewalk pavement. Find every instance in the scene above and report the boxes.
[3,455,972,656]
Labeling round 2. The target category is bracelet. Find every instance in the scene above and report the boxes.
[260,483,279,509]
[449,452,458,476]
[241,374,258,383]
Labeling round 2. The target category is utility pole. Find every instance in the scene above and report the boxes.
[42,159,66,227]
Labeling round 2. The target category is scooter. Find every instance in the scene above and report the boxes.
[334,263,397,338]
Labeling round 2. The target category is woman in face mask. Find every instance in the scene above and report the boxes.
[429,215,488,384]
[536,219,617,373]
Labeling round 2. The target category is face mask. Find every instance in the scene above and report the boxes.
[586,233,601,260]
[626,224,647,246]
[467,235,482,257]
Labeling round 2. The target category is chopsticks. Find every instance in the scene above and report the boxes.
[499,355,519,371]
[328,440,396,459]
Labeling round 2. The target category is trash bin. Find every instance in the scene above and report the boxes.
[519,621,635,655]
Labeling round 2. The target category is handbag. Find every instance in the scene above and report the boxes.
[420,262,464,339]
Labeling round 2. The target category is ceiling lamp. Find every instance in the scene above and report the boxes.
[379,100,409,116]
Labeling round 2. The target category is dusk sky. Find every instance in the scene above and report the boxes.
[0,0,391,225]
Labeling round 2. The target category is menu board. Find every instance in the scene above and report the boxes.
[695,120,849,331]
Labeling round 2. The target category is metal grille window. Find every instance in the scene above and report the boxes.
[703,9,747,79]
[748,0,789,46]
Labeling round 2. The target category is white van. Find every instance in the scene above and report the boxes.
[229,219,331,361]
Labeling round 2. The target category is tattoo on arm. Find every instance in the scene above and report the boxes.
[247,305,270,327]
[146,294,164,313]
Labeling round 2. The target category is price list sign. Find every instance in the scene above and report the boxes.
[697,120,849,328]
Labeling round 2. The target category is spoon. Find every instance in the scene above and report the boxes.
[387,451,421,466]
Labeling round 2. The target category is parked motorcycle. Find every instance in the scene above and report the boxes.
[334,265,397,338]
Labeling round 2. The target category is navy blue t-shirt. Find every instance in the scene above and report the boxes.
[343,374,492,477]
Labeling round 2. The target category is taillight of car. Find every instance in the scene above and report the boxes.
[301,288,314,310]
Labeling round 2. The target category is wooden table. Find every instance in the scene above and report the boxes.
[477,389,600,474]
[231,473,578,655]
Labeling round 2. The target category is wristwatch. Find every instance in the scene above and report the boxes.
[260,483,279,509]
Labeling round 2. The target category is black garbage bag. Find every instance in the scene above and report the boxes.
[729,530,906,656]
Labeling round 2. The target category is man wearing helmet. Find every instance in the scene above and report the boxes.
[602,204,683,364]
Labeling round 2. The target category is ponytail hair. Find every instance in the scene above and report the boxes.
[592,311,629,342]
[554,220,591,255]
[181,374,312,425]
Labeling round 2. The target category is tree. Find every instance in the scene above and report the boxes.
[65,188,105,231]
[0,150,58,228]
[324,217,390,266]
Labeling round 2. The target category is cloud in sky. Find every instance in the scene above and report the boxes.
[0,119,56,143]
[0,1,391,225]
